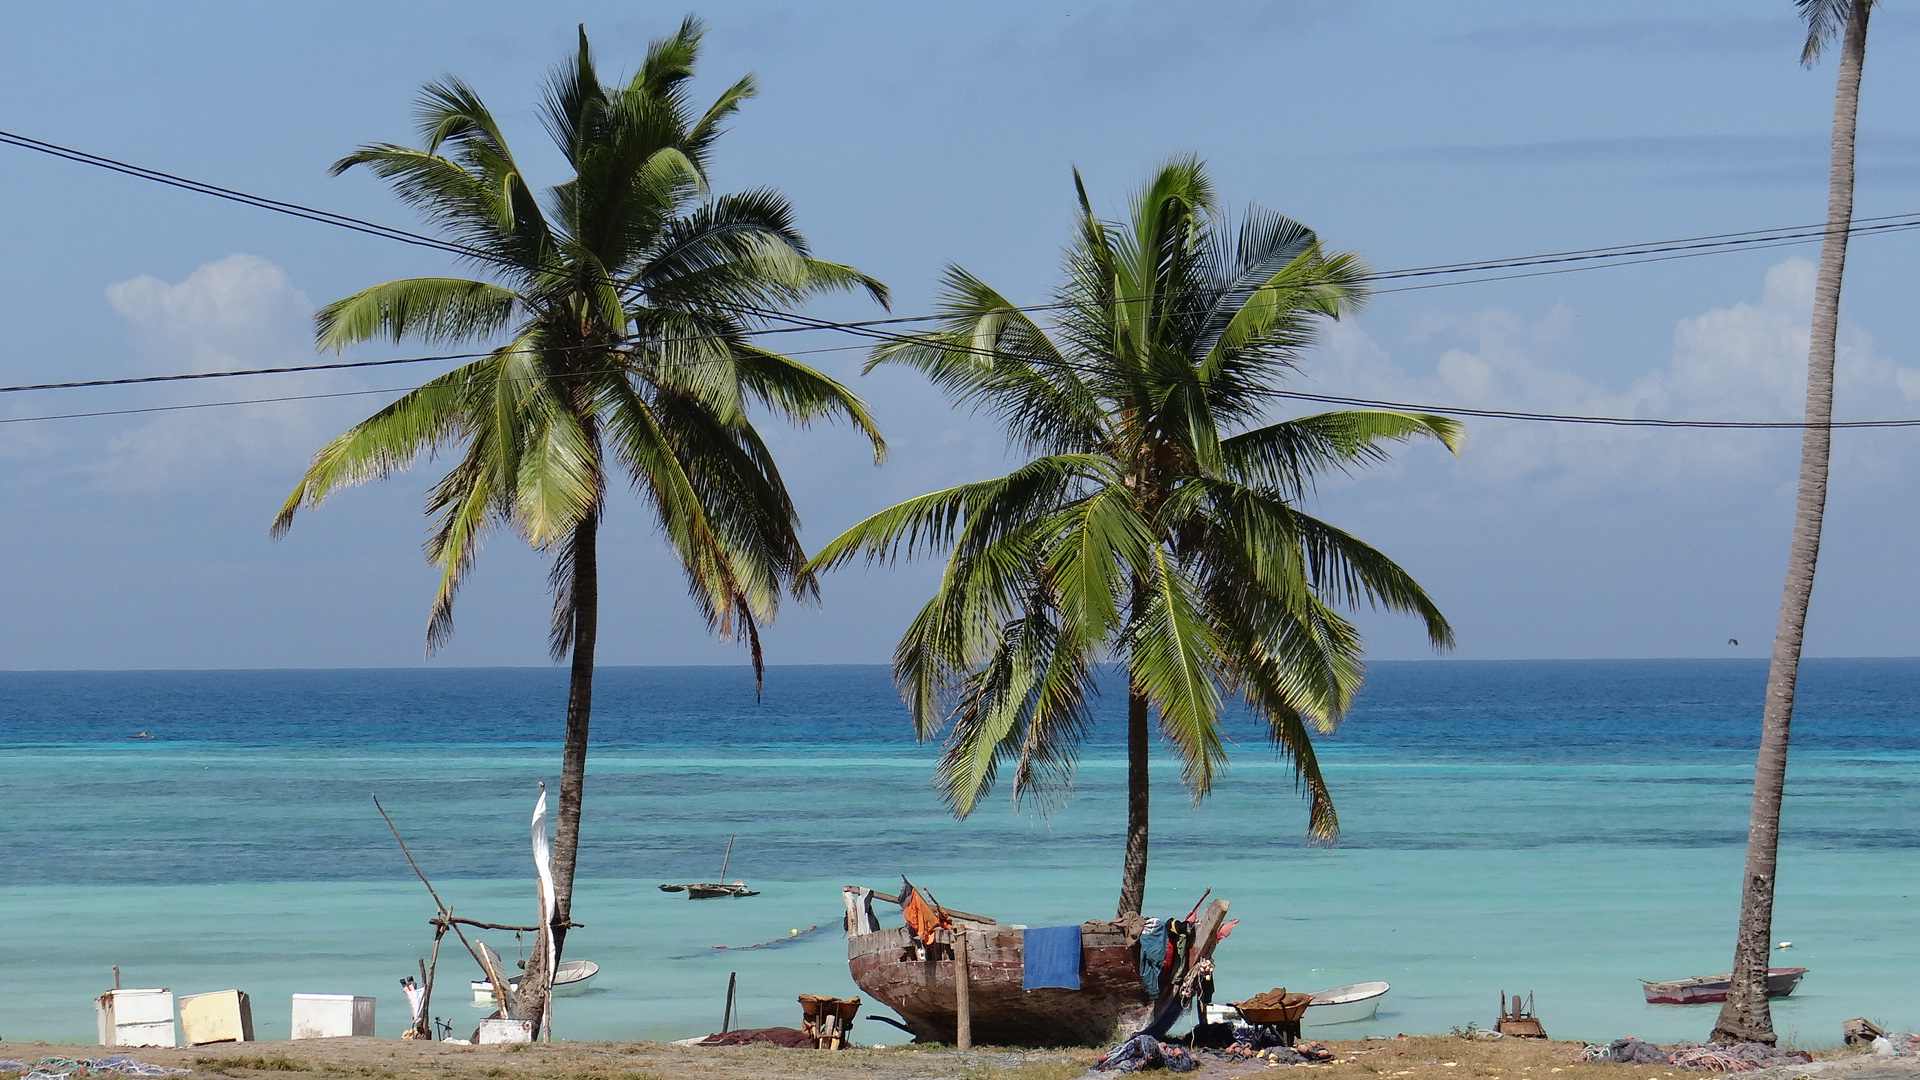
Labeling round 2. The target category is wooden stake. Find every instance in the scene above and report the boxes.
[953,931,972,1050]
[415,931,441,1041]
[722,972,737,1033]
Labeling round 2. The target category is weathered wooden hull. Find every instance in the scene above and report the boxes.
[1641,967,1807,1005]
[847,923,1151,1047]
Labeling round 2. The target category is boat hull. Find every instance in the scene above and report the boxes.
[470,960,599,1002]
[1305,982,1390,1026]
[847,923,1150,1047]
[1642,967,1807,1005]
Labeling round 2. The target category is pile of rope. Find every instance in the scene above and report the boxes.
[1668,1043,1812,1071]
[1577,1039,1813,1071]
[8,1057,190,1080]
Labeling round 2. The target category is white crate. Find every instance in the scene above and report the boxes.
[477,1018,532,1044]
[180,989,254,1045]
[95,989,177,1047]
[290,993,375,1038]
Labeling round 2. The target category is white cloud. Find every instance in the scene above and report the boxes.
[1298,257,1920,503]
[89,255,350,493]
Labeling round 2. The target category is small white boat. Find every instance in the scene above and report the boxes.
[1303,981,1390,1025]
[471,959,600,1002]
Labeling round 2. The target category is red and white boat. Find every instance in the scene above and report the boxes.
[1641,967,1807,1005]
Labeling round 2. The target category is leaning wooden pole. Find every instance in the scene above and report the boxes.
[953,930,972,1050]
[1711,0,1870,1047]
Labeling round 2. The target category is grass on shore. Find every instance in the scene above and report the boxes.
[0,1033,1870,1080]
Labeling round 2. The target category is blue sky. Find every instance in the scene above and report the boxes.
[4,1,1920,669]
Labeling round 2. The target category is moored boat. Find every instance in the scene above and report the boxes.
[1304,981,1391,1025]
[659,836,759,898]
[471,959,600,1002]
[842,884,1230,1047]
[1641,967,1807,1005]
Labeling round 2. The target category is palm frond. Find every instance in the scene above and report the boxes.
[314,278,519,351]
[1222,410,1462,498]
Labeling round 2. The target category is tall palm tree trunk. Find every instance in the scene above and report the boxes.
[518,511,600,1030]
[553,508,599,954]
[1118,678,1151,917]
[1711,0,1868,1045]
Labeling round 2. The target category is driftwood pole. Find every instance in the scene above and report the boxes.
[413,930,443,1040]
[722,972,737,1033]
[953,930,972,1050]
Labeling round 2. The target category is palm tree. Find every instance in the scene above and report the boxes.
[806,159,1456,915]
[1712,0,1873,1046]
[271,21,885,1023]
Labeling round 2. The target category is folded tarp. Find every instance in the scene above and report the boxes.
[1023,925,1083,990]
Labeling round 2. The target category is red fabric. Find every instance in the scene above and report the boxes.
[899,883,951,942]
[1217,918,1239,941]
[699,1027,813,1048]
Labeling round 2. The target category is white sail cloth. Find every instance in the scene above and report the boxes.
[531,785,557,1034]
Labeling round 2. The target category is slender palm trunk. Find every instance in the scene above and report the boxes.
[1118,675,1151,917]
[518,510,599,1030]
[1711,2,1867,1045]
[553,509,599,952]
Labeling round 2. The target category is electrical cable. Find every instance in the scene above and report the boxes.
[5,127,1919,432]
[6,126,1918,333]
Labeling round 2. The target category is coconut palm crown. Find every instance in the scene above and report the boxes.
[271,21,885,1024]
[806,158,1457,916]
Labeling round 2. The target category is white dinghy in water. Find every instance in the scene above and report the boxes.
[471,960,600,1003]
[1303,981,1390,1025]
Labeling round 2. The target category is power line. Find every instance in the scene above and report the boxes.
[9,364,1920,431]
[6,128,1920,432]
[0,386,411,425]
[8,126,1919,335]
[0,335,875,396]
[1265,390,1920,430]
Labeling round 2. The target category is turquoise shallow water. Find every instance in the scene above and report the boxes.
[4,660,1919,1047]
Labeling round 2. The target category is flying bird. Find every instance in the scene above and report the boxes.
[1728,638,1740,646]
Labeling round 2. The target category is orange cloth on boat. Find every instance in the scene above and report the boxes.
[899,884,951,943]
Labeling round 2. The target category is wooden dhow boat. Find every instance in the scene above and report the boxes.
[842,884,1231,1047]
[1641,967,1807,1005]
[658,835,760,899]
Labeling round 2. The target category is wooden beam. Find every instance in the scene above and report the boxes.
[855,888,996,925]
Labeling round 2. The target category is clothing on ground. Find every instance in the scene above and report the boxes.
[1092,1033,1200,1074]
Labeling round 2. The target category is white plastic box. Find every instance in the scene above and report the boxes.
[477,1018,533,1044]
[95,988,177,1047]
[290,993,375,1038]
[180,989,254,1045]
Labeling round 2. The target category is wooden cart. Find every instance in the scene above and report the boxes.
[799,994,862,1049]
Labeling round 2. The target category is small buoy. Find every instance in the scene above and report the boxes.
[1777,941,1794,949]
[791,928,800,935]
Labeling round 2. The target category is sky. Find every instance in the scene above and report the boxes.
[3,0,1920,670]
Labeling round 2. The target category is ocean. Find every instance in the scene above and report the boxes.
[4,659,1918,1049]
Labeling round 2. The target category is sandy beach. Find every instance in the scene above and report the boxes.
[1,1036,1891,1080]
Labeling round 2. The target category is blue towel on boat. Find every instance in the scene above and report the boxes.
[1023,924,1082,990]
